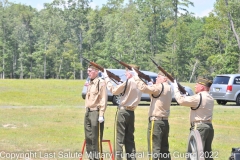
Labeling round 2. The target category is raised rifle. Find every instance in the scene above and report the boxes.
[111,56,152,82]
[82,57,122,84]
[150,57,187,94]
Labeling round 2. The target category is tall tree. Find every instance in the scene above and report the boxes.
[58,0,91,79]
[224,0,240,72]
[136,0,172,56]
[31,5,64,79]
[0,0,11,79]
[11,4,36,79]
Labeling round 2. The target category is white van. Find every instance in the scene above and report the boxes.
[209,74,240,105]
[81,69,194,105]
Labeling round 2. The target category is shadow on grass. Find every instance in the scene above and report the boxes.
[219,104,240,108]
[107,102,179,107]
[224,104,238,106]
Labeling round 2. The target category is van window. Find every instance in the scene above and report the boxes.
[233,77,240,85]
[213,76,230,84]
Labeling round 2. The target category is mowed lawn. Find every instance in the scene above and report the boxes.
[0,79,240,160]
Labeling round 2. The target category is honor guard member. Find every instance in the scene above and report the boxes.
[103,65,142,160]
[84,64,107,160]
[173,78,214,160]
[133,69,172,160]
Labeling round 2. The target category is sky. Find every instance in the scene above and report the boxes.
[9,0,216,17]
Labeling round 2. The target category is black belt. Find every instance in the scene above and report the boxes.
[149,116,168,121]
[86,108,99,112]
[191,120,212,127]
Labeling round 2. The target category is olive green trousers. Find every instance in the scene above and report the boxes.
[191,123,214,160]
[84,110,104,160]
[115,109,136,160]
[147,120,171,160]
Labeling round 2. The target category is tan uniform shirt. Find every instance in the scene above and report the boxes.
[134,76,172,118]
[174,90,214,123]
[85,77,107,117]
[105,77,142,110]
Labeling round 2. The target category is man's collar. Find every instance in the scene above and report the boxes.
[90,76,99,83]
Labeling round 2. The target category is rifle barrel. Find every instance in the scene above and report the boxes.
[82,57,91,63]
[111,57,151,82]
[82,57,122,83]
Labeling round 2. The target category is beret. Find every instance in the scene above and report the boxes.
[197,78,212,87]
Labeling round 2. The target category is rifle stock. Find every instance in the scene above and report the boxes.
[150,57,187,94]
[82,57,122,83]
[111,57,152,82]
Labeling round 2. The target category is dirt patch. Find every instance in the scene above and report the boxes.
[2,124,17,129]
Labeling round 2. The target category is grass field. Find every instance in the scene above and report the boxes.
[0,79,240,160]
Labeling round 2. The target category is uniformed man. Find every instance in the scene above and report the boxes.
[173,78,214,160]
[84,64,107,160]
[133,69,172,160]
[103,65,142,160]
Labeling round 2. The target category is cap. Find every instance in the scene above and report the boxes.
[197,78,212,87]
[88,64,99,70]
[158,71,166,76]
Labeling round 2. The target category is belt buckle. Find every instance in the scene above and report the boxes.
[149,116,155,121]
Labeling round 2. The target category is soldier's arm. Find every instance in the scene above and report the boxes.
[104,77,125,95]
[174,89,199,107]
[133,76,159,95]
[98,79,107,117]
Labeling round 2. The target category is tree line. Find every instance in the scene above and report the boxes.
[0,0,239,82]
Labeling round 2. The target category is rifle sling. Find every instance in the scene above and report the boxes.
[152,83,164,98]
[191,93,202,110]
[120,79,128,97]
[96,79,100,93]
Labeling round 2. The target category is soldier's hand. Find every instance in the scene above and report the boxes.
[147,81,153,86]
[181,91,188,97]
[181,93,186,97]
[98,116,104,123]
[103,69,108,78]
[117,81,123,85]
[131,67,138,76]
[173,79,178,88]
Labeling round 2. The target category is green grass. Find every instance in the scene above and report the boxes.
[0,80,240,160]
[0,79,85,107]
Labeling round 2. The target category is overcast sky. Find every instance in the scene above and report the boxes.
[9,0,216,17]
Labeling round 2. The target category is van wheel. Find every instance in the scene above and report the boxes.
[216,100,227,105]
[236,95,240,105]
[112,95,120,105]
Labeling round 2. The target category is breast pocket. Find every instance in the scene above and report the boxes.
[88,88,99,101]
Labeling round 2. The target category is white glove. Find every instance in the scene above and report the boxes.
[173,79,178,88]
[117,81,123,85]
[181,94,186,97]
[102,69,108,78]
[147,81,153,86]
[181,91,189,97]
[98,116,104,123]
[131,67,138,76]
